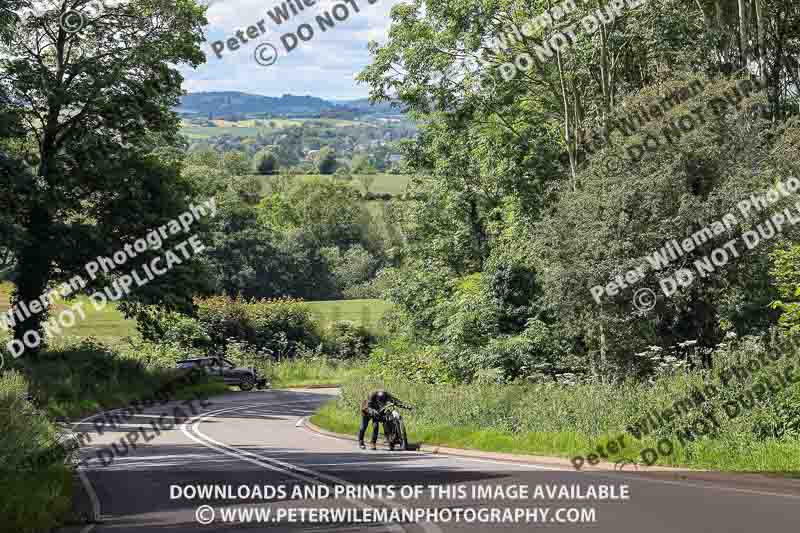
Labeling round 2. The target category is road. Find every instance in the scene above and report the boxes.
[68,388,800,532]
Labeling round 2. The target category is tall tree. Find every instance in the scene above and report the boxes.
[0,0,208,355]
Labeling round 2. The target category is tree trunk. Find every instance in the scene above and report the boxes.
[599,322,607,383]
[737,0,749,68]
[12,205,54,359]
[754,0,765,82]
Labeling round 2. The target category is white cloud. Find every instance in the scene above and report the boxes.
[182,0,405,99]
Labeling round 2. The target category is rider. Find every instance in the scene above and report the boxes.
[358,390,409,450]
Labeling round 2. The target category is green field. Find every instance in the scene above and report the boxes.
[180,118,373,140]
[362,173,412,195]
[0,283,138,346]
[256,173,412,195]
[0,283,390,343]
[305,299,392,334]
[180,118,302,139]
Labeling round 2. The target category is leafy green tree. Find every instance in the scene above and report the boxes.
[258,176,372,251]
[316,147,337,175]
[187,147,223,169]
[335,166,352,180]
[255,150,278,175]
[223,151,251,176]
[770,244,800,336]
[533,78,788,374]
[204,197,338,300]
[274,126,304,166]
[0,0,208,353]
[322,244,379,293]
[351,154,376,174]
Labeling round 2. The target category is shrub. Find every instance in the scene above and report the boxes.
[195,296,321,357]
[123,338,189,370]
[157,312,212,351]
[323,245,379,294]
[322,320,375,359]
[316,147,337,175]
[368,338,458,384]
[255,150,278,175]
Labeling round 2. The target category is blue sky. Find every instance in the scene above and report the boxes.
[182,0,404,100]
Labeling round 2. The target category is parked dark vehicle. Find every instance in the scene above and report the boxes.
[377,402,411,451]
[175,357,269,391]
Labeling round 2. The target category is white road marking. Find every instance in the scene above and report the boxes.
[183,402,444,533]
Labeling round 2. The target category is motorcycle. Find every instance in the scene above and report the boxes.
[377,402,411,451]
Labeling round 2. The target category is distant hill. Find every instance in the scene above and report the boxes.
[333,98,402,114]
[177,92,333,116]
[177,92,403,117]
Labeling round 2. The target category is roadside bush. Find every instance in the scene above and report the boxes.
[322,320,374,359]
[368,338,457,384]
[195,296,321,357]
[160,312,212,351]
[222,338,275,378]
[123,338,189,369]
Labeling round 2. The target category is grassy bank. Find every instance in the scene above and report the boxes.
[0,282,138,347]
[312,340,800,473]
[268,356,369,388]
[0,371,73,532]
[10,339,229,420]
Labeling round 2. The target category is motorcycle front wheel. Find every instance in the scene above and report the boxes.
[398,420,408,451]
[385,420,397,450]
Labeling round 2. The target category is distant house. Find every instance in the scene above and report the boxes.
[387,154,403,164]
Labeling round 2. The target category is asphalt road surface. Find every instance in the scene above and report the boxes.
[67,388,800,533]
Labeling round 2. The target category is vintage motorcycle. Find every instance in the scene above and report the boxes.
[377,402,411,451]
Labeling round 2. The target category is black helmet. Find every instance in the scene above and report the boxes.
[376,391,387,402]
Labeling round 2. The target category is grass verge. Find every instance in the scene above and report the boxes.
[1,371,73,532]
[12,339,229,420]
[311,342,800,474]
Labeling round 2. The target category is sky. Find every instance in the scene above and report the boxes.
[184,0,405,100]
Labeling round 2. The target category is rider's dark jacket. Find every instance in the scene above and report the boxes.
[360,391,402,416]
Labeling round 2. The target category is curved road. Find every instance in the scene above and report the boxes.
[67,389,800,532]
